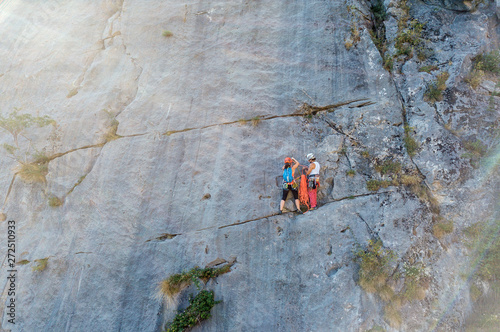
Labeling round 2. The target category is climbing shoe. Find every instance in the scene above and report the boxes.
[296,210,303,214]
[278,210,282,215]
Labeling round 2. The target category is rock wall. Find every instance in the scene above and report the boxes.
[0,0,498,331]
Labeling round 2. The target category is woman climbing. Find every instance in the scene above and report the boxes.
[305,153,320,210]
[279,157,303,214]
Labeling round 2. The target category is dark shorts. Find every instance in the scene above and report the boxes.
[282,185,298,200]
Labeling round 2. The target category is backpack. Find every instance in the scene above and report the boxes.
[283,167,294,183]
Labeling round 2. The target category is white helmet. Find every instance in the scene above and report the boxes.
[306,153,315,160]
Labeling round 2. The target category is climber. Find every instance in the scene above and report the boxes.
[305,153,320,210]
[279,157,302,214]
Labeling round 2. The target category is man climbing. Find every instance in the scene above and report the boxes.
[279,157,302,214]
[305,153,320,210]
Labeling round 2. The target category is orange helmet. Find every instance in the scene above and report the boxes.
[284,157,292,163]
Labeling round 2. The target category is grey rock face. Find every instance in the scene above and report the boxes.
[421,0,472,11]
[0,0,498,331]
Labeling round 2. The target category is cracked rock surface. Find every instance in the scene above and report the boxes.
[0,0,498,331]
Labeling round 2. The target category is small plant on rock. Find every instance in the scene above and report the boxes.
[424,72,449,103]
[251,116,261,127]
[418,65,438,74]
[103,119,120,143]
[375,160,402,175]
[32,257,49,272]
[161,264,232,332]
[404,125,420,157]
[48,196,63,207]
[462,139,487,168]
[465,68,484,90]
[0,110,55,146]
[432,218,454,239]
[15,162,48,184]
[354,239,396,293]
[157,265,231,305]
[366,179,392,191]
[165,290,220,332]
[162,30,173,37]
[475,49,500,75]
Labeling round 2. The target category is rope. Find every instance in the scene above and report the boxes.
[299,169,310,211]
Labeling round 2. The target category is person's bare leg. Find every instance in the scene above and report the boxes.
[280,200,285,212]
[295,199,301,211]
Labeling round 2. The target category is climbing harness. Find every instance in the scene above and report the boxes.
[308,174,320,189]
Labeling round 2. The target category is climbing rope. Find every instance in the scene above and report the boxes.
[298,169,310,211]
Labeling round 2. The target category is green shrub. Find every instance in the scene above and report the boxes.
[475,50,500,75]
[433,220,454,239]
[0,110,54,146]
[424,82,443,103]
[424,72,449,103]
[416,45,433,61]
[354,240,396,293]
[395,19,424,59]
[346,169,356,177]
[436,72,449,90]
[165,290,220,332]
[402,263,428,301]
[383,55,394,71]
[418,65,438,73]
[462,139,487,168]
[465,69,484,90]
[367,180,381,191]
[375,160,401,175]
[404,125,420,157]
[371,0,387,21]
[366,179,392,191]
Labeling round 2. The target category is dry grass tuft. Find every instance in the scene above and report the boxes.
[251,116,261,127]
[157,265,232,307]
[379,284,395,302]
[156,278,191,307]
[400,174,421,186]
[346,169,356,177]
[15,162,48,184]
[433,219,454,239]
[384,303,402,328]
[103,119,120,143]
[48,196,63,207]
